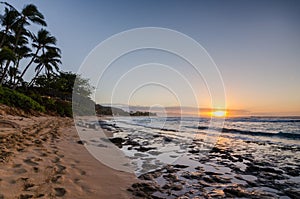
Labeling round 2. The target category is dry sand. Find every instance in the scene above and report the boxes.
[0,108,137,198]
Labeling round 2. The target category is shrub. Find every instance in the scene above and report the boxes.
[28,92,72,117]
[0,86,45,112]
[54,100,72,117]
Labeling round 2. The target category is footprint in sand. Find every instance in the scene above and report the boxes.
[51,175,62,183]
[55,164,66,174]
[57,154,64,158]
[14,168,27,174]
[54,187,66,197]
[79,169,86,176]
[18,194,33,199]
[51,157,60,163]
[24,158,38,166]
[12,163,22,168]
[33,167,39,173]
[40,152,48,157]
[73,178,80,184]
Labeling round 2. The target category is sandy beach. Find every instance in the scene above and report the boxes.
[0,106,137,199]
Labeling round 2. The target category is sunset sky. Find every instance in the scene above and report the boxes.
[6,0,300,116]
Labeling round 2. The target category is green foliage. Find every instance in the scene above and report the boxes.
[34,71,93,96]
[0,86,45,112]
[95,104,157,116]
[0,46,16,64]
[0,2,61,88]
[72,94,95,116]
[54,100,72,117]
[73,74,93,97]
[28,92,72,117]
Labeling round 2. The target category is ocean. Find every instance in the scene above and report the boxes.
[97,116,300,198]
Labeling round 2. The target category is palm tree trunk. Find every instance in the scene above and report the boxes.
[0,60,11,85]
[0,28,9,48]
[12,58,20,85]
[13,17,25,52]
[12,48,39,89]
[28,65,43,87]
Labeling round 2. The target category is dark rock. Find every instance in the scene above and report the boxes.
[211,175,231,183]
[181,171,203,180]
[137,146,157,152]
[202,176,215,183]
[163,173,179,182]
[164,165,178,173]
[210,147,223,153]
[188,149,200,154]
[205,171,221,176]
[163,137,172,142]
[245,164,260,173]
[77,140,86,145]
[131,182,160,197]
[173,164,189,169]
[171,184,183,191]
[123,139,140,146]
[109,137,124,148]
[223,187,250,197]
[139,171,163,180]
[198,126,208,130]
[233,154,244,162]
[162,183,171,189]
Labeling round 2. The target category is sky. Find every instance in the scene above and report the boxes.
[3,0,300,116]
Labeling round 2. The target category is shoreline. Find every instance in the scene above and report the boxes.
[0,111,137,198]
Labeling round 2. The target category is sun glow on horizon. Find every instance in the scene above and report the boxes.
[211,110,227,117]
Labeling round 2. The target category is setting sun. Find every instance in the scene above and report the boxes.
[211,110,227,117]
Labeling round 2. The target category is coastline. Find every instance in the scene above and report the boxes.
[0,109,137,198]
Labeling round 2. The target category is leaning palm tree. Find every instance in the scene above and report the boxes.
[28,48,61,87]
[13,29,58,88]
[13,4,46,51]
[0,26,30,85]
[0,3,44,85]
[12,45,31,84]
[0,4,19,48]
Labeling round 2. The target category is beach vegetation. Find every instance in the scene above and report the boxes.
[0,2,76,116]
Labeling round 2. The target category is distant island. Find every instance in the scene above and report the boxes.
[95,104,156,116]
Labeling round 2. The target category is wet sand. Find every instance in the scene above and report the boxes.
[0,110,137,198]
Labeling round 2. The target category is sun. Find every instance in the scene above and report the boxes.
[211,110,227,117]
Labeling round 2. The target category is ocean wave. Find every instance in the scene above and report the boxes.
[228,118,300,123]
[116,120,179,132]
[220,127,300,140]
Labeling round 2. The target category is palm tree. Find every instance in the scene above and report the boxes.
[0,46,16,84]
[0,4,47,86]
[0,26,30,85]
[7,66,20,85]
[0,2,62,89]
[13,29,58,88]
[12,45,31,84]
[0,3,19,48]
[13,4,46,51]
[28,48,61,87]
